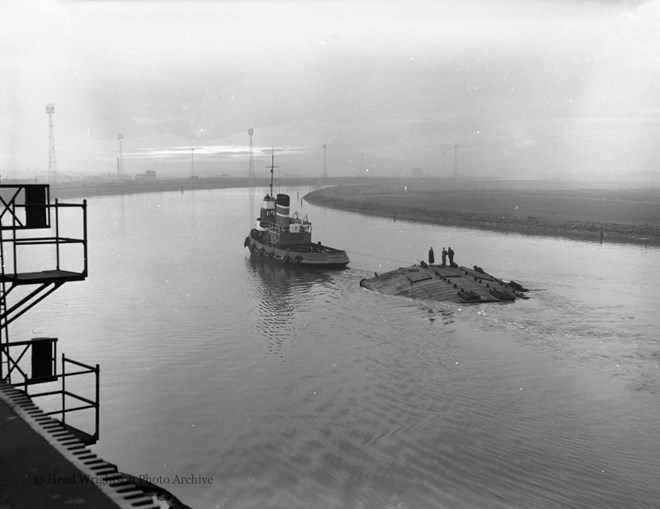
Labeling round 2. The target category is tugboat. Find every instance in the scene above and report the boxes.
[244,153,350,268]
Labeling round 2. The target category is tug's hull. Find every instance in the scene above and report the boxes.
[244,229,349,268]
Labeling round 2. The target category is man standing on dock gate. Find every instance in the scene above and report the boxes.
[428,247,435,264]
[448,247,454,266]
[441,248,447,266]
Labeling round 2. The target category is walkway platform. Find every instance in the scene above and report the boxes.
[0,382,158,509]
[0,269,87,285]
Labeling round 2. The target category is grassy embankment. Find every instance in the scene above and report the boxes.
[304,181,660,246]
[47,176,369,200]
[49,177,259,199]
[43,176,660,245]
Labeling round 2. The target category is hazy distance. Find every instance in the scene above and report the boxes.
[2,0,659,182]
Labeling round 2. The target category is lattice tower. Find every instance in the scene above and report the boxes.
[190,148,196,177]
[117,134,124,177]
[46,104,57,179]
[248,128,255,179]
[323,144,328,178]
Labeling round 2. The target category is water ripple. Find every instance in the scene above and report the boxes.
[11,190,660,509]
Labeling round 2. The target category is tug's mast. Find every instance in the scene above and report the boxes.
[266,149,278,198]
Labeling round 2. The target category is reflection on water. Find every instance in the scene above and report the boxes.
[12,187,660,509]
[245,256,334,356]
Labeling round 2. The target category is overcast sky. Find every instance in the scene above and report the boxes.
[2,0,659,180]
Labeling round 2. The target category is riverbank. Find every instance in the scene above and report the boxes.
[43,176,370,200]
[304,181,660,246]
[15,175,660,245]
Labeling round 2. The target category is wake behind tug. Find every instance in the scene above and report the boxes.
[244,154,349,268]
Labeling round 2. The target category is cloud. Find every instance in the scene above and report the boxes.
[130,144,308,159]
[2,0,660,180]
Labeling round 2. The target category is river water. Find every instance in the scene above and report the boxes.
[15,186,660,508]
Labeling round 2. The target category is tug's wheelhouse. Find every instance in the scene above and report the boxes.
[258,194,276,226]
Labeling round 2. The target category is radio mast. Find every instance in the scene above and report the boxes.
[322,144,328,178]
[46,104,57,179]
[117,134,124,178]
[248,128,255,180]
[190,148,196,178]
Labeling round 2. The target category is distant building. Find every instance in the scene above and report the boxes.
[135,170,157,181]
[411,167,424,178]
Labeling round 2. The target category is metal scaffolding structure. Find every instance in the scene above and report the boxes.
[0,184,98,444]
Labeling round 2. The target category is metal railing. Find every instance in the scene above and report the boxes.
[0,185,98,444]
[27,355,100,444]
[1,339,100,444]
[0,197,88,279]
[0,338,57,386]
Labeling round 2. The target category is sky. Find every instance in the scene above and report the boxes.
[2,0,660,180]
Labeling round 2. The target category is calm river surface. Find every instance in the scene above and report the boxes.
[16,186,660,508]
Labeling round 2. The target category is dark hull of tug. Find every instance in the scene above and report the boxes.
[244,229,349,268]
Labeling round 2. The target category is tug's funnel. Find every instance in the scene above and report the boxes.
[275,194,290,227]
